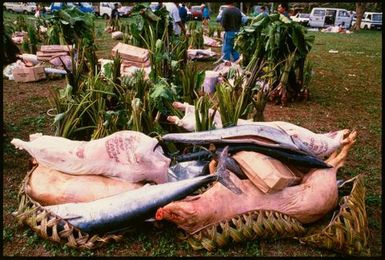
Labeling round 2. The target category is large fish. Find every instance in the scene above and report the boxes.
[44,148,241,234]
[173,144,331,169]
[161,124,305,154]
[167,161,210,182]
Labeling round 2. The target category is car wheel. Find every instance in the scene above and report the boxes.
[103,13,109,19]
[23,10,28,14]
[364,25,368,30]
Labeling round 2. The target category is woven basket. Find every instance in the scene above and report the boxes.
[13,165,369,255]
[12,165,124,250]
[298,174,370,256]
[183,174,369,256]
[186,210,306,251]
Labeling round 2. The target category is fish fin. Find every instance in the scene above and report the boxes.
[167,168,179,181]
[224,156,247,179]
[218,169,243,194]
[215,146,243,194]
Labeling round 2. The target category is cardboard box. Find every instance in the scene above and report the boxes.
[40,45,73,53]
[233,151,301,193]
[37,51,69,57]
[111,42,149,63]
[121,59,151,68]
[13,66,46,83]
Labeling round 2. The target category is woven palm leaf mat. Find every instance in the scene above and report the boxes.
[298,174,370,256]
[12,165,124,249]
[13,165,369,255]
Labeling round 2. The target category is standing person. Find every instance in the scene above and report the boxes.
[277,2,290,18]
[179,3,188,25]
[202,4,210,26]
[164,2,186,36]
[349,11,354,28]
[220,2,241,62]
[155,2,163,11]
[110,3,120,31]
[34,4,41,18]
[260,6,268,16]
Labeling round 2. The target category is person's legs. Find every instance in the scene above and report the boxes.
[227,31,240,62]
[222,32,232,61]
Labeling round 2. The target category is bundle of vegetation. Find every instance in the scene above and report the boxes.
[188,26,204,49]
[43,6,98,75]
[3,31,21,65]
[235,13,315,108]
[21,24,39,54]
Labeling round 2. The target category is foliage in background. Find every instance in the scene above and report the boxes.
[235,13,314,119]
[194,95,216,131]
[178,61,205,105]
[189,25,204,49]
[215,74,248,127]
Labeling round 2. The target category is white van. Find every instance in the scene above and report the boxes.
[309,8,352,29]
[352,12,382,30]
[94,2,119,19]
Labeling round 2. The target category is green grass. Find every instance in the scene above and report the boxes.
[2,9,382,257]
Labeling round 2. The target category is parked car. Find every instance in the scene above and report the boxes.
[149,2,158,12]
[3,2,36,14]
[118,5,132,17]
[216,5,248,25]
[190,5,203,20]
[49,2,94,14]
[309,7,352,29]
[94,2,129,19]
[290,13,310,26]
[251,5,269,16]
[352,12,382,30]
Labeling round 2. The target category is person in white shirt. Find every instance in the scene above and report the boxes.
[163,2,186,35]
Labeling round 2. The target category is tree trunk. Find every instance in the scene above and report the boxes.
[353,2,366,31]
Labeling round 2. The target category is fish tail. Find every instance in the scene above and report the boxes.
[215,146,243,194]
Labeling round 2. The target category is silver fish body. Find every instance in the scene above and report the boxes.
[44,174,218,234]
[167,161,209,182]
[161,124,304,154]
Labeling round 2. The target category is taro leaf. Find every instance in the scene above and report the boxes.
[292,25,306,55]
[244,26,255,33]
[149,81,177,115]
[269,13,280,22]
[250,13,266,26]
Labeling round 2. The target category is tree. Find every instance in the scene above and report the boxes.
[352,2,367,31]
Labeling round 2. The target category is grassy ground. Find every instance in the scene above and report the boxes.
[2,11,382,256]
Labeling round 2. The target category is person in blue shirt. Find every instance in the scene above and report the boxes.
[202,4,210,26]
[179,3,188,25]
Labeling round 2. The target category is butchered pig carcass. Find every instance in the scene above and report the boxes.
[167,101,349,159]
[26,164,144,206]
[11,131,171,184]
[155,131,357,234]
